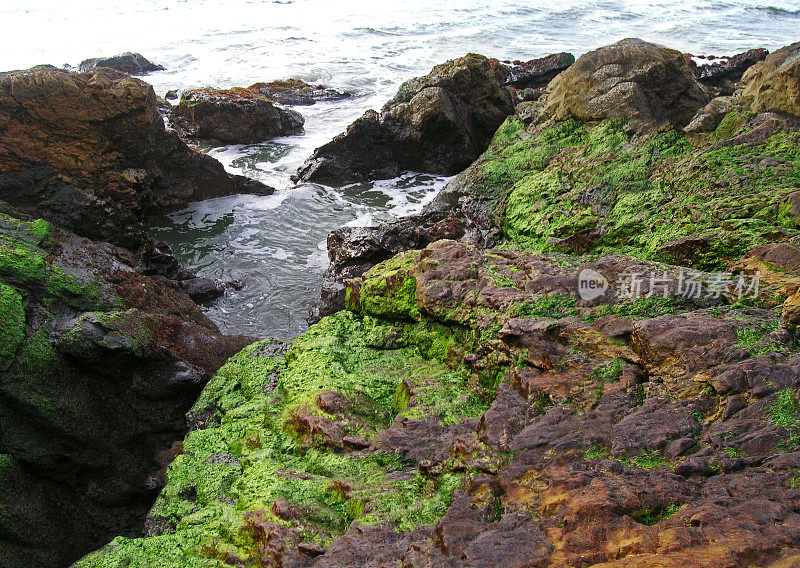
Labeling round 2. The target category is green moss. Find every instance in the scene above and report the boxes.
[589,359,625,382]
[472,115,800,270]
[80,311,485,565]
[631,503,681,526]
[735,320,784,356]
[510,294,579,319]
[584,445,611,460]
[0,237,106,309]
[629,449,665,469]
[769,388,800,448]
[353,250,421,320]
[0,284,25,371]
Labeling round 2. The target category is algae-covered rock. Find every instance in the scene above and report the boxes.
[543,38,709,132]
[77,239,800,568]
[171,86,305,144]
[0,206,249,567]
[429,105,800,271]
[294,53,515,185]
[740,41,800,117]
[0,65,269,248]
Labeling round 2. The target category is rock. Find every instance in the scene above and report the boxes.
[294,53,515,185]
[543,38,709,131]
[0,65,271,248]
[688,48,769,95]
[0,206,250,567]
[170,86,305,144]
[741,41,800,117]
[504,52,575,89]
[74,238,800,568]
[164,89,178,100]
[684,96,732,133]
[249,78,350,106]
[315,208,501,320]
[78,52,165,75]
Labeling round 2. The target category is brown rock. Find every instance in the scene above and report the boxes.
[543,38,709,132]
[741,41,800,117]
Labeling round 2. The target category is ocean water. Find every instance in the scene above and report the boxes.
[2,0,799,338]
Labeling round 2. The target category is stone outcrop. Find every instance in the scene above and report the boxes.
[687,48,768,96]
[170,86,305,144]
[543,38,709,131]
[75,239,800,568]
[0,65,270,249]
[0,205,250,567]
[78,52,165,75]
[294,53,515,185]
[740,41,800,117]
[503,52,575,101]
[249,79,350,106]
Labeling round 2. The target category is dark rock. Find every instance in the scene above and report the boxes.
[170,86,304,144]
[78,52,165,75]
[164,89,179,100]
[543,38,709,132]
[0,65,262,248]
[316,210,473,319]
[294,53,515,185]
[688,48,769,95]
[0,206,249,567]
[249,78,350,106]
[504,52,575,89]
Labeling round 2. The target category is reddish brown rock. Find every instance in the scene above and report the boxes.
[0,65,270,248]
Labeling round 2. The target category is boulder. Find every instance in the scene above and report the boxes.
[78,52,165,75]
[688,48,769,95]
[740,41,800,117]
[504,52,575,89]
[249,78,350,106]
[170,86,305,144]
[0,206,250,567]
[294,53,515,185]
[0,65,271,248]
[543,38,709,131]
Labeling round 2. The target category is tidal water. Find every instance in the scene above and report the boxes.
[2,0,799,338]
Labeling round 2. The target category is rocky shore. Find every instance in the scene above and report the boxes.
[2,36,800,568]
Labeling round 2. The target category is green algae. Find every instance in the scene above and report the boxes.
[0,283,25,371]
[471,115,800,270]
[77,311,487,567]
[351,250,421,320]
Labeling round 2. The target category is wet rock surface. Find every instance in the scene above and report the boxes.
[0,205,250,567]
[0,65,271,249]
[294,53,515,185]
[170,86,305,144]
[688,48,769,96]
[78,52,165,75]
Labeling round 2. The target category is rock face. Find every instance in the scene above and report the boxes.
[504,52,575,101]
[294,53,515,185]
[76,239,800,568]
[249,79,350,106]
[78,52,165,75]
[689,48,769,95]
[543,38,709,131]
[740,41,800,117]
[0,205,250,567]
[0,65,270,249]
[170,87,305,144]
